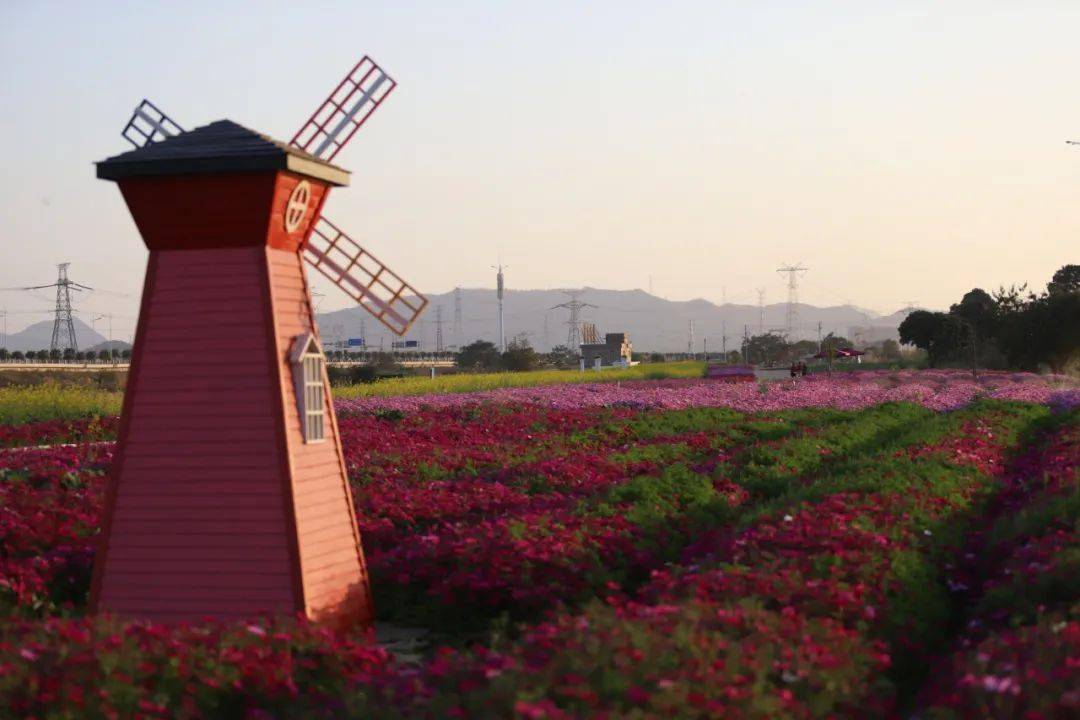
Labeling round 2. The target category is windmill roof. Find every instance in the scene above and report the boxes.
[96,120,350,186]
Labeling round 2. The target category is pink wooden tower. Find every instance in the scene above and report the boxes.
[91,57,426,626]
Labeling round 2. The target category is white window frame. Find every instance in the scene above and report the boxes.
[289,334,327,443]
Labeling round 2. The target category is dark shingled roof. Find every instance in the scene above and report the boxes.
[96,120,350,186]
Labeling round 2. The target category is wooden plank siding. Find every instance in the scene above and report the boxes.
[267,246,373,626]
[94,247,297,619]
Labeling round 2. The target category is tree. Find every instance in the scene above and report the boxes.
[49,349,61,362]
[725,350,742,364]
[899,311,967,367]
[456,340,501,371]
[1047,264,1080,297]
[121,349,132,360]
[11,351,23,360]
[788,340,818,361]
[98,349,110,361]
[0,348,8,362]
[997,289,1080,372]
[744,333,788,364]
[950,288,998,339]
[880,339,902,361]
[820,333,853,354]
[544,344,577,369]
[501,337,540,372]
[63,348,76,361]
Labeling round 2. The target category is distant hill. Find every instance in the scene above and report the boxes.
[317,288,916,353]
[1,318,108,352]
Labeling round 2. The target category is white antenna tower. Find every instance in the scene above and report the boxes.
[435,305,444,352]
[453,287,463,344]
[756,287,766,334]
[492,264,507,352]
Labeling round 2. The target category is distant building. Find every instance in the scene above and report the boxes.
[581,332,633,367]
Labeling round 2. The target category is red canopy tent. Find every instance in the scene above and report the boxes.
[810,347,865,360]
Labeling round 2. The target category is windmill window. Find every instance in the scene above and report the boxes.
[290,334,327,443]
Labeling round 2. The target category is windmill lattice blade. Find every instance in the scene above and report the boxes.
[303,217,427,336]
[289,56,396,162]
[122,100,185,148]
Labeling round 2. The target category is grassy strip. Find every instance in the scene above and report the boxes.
[331,361,705,399]
[0,383,121,425]
[0,362,705,424]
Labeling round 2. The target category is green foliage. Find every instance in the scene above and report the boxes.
[456,340,502,371]
[744,332,788,364]
[544,344,578,369]
[501,337,540,372]
[901,264,1080,372]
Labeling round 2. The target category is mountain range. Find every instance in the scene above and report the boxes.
[2,290,913,355]
[1,318,125,353]
[316,288,914,353]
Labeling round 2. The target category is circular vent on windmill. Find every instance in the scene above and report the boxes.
[284,181,311,233]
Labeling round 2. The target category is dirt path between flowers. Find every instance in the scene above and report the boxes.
[904,418,1073,715]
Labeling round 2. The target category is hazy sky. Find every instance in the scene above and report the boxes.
[2,1,1078,339]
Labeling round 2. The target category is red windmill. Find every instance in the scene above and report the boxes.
[92,56,425,626]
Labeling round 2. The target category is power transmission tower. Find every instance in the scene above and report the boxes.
[453,287,463,343]
[756,287,766,334]
[721,320,727,357]
[435,305,445,352]
[492,265,507,352]
[687,319,695,357]
[17,263,91,353]
[542,313,550,350]
[52,264,82,353]
[776,263,808,339]
[551,290,597,349]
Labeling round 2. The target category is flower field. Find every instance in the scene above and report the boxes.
[1,369,1077,718]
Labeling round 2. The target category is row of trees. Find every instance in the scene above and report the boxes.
[457,338,546,372]
[737,332,869,366]
[0,348,131,362]
[455,332,880,373]
[899,264,1079,372]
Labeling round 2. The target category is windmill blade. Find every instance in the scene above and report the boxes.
[289,56,396,162]
[122,99,184,148]
[303,217,427,336]
[115,94,426,336]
